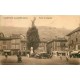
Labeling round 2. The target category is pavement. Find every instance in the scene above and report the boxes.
[0,55,80,65]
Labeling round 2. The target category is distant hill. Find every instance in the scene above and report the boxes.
[0,26,71,41]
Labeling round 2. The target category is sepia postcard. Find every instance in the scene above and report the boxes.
[0,15,80,65]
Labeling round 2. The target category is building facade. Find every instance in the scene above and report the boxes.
[0,33,47,55]
[67,25,80,51]
[10,34,27,55]
[47,37,67,56]
[0,33,27,55]
[0,32,68,56]
[0,37,11,55]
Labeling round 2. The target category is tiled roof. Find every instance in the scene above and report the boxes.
[10,34,21,38]
[67,26,80,36]
[0,37,12,40]
[47,37,67,43]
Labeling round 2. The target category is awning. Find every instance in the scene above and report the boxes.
[71,51,80,54]
[4,50,11,52]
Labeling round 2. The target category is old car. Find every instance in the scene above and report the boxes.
[70,51,80,58]
[35,52,53,59]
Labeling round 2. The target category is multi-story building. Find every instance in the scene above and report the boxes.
[67,25,80,51]
[0,38,11,55]
[0,32,11,55]
[10,34,26,55]
[0,33,27,55]
[20,39,26,55]
[0,32,4,51]
[0,32,48,55]
[0,32,69,56]
[47,37,67,56]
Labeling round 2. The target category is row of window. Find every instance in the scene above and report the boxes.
[52,42,66,47]
[71,38,78,44]
[69,45,80,50]
[0,45,26,50]
[70,31,80,38]
[0,41,26,45]
[0,39,21,45]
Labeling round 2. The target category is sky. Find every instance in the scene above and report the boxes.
[0,15,80,30]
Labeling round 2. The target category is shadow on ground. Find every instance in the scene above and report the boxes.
[1,58,24,65]
[1,56,80,65]
[68,58,80,65]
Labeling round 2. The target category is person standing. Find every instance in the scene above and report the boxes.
[60,54,62,60]
[5,53,8,59]
[66,56,69,61]
[17,50,22,63]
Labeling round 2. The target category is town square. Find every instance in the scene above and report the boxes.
[0,15,80,65]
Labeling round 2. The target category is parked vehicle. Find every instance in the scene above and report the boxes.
[3,50,11,56]
[17,55,22,63]
[70,51,80,58]
[35,52,53,59]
